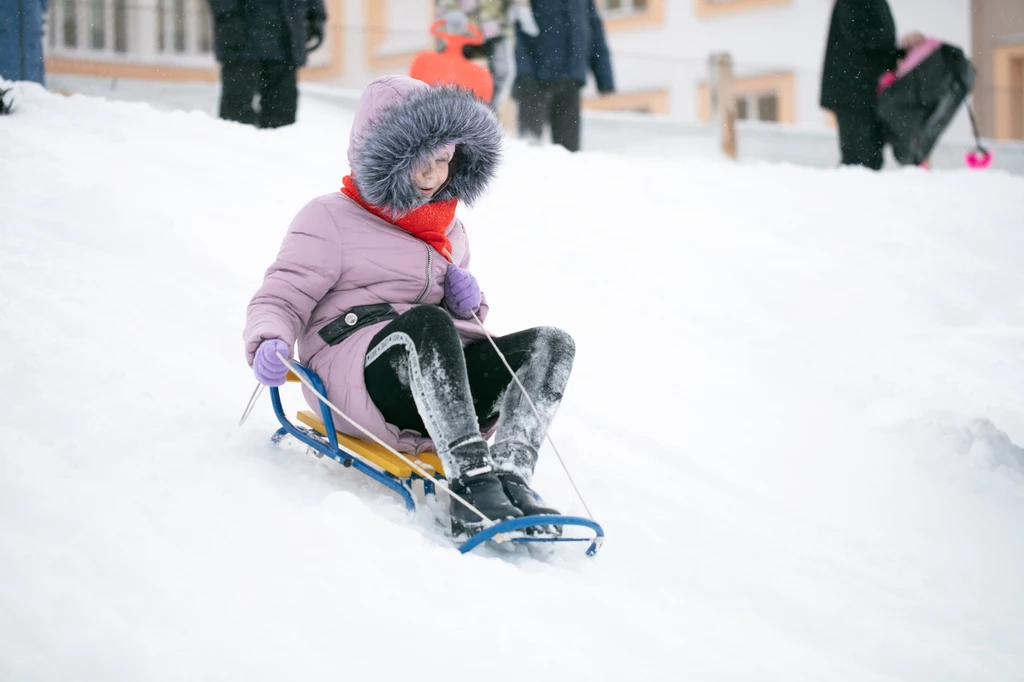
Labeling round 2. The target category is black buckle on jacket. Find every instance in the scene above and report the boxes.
[318,303,398,346]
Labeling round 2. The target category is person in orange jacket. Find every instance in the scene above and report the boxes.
[436,0,540,113]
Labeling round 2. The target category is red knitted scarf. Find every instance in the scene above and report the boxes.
[341,175,456,262]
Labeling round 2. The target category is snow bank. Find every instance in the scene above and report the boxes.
[2,81,1024,682]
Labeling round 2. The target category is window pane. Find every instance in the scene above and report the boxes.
[606,0,622,9]
[114,0,127,52]
[62,0,77,47]
[736,97,748,120]
[757,93,779,122]
[91,0,105,49]
[157,0,166,51]
[173,0,186,52]
[634,0,648,9]
[199,5,213,52]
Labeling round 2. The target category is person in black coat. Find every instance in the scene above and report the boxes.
[513,0,615,152]
[208,0,327,128]
[820,0,923,169]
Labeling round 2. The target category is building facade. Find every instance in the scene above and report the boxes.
[589,0,972,138]
[971,0,1024,141]
[41,0,1020,140]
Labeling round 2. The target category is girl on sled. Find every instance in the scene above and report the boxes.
[243,75,574,536]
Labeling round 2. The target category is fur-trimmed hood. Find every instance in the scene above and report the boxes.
[347,76,503,216]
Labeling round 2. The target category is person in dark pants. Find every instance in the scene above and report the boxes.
[0,0,48,86]
[512,0,614,152]
[208,0,326,128]
[820,0,923,169]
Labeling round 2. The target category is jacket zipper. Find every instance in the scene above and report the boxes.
[413,243,434,304]
[346,196,437,304]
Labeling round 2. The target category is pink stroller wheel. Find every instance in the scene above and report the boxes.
[965,149,993,169]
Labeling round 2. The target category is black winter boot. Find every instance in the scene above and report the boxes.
[498,472,562,537]
[498,472,560,516]
[449,468,523,538]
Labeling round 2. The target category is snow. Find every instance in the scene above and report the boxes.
[2,80,1024,682]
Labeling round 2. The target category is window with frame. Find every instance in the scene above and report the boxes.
[198,8,213,53]
[735,92,779,122]
[62,0,77,48]
[114,0,128,52]
[89,0,105,49]
[994,42,1024,140]
[697,73,795,124]
[51,0,131,54]
[173,0,187,53]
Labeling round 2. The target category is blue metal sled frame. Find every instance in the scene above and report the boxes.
[268,362,605,557]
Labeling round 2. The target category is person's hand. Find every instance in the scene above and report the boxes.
[253,339,290,386]
[899,32,926,49]
[444,263,482,319]
[307,15,325,51]
[510,3,540,37]
[441,10,469,35]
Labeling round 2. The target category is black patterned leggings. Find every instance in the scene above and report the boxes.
[363,305,574,481]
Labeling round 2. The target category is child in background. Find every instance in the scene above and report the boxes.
[436,0,540,114]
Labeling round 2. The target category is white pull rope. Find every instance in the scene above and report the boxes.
[469,312,596,521]
[274,351,493,527]
[238,382,265,426]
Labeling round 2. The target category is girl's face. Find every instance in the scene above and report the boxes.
[412,147,453,199]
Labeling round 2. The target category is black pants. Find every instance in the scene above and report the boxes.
[513,76,582,152]
[834,103,886,170]
[219,61,298,129]
[363,306,575,482]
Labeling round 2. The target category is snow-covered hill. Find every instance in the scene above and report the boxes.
[2,82,1024,682]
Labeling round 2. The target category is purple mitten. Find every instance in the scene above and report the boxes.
[444,263,482,319]
[253,339,290,386]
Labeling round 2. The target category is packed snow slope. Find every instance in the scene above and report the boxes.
[2,82,1024,682]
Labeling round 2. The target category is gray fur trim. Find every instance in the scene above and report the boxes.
[351,85,503,216]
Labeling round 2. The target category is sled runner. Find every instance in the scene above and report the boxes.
[266,362,605,557]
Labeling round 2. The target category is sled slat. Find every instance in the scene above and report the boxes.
[295,410,445,479]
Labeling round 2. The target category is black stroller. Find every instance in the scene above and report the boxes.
[875,39,992,169]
